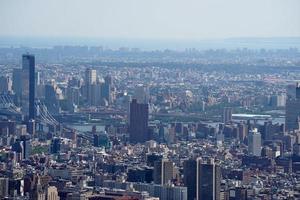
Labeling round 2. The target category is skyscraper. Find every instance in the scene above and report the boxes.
[248,128,262,156]
[50,137,61,154]
[101,75,113,104]
[183,158,197,200]
[154,159,174,185]
[101,82,110,104]
[184,158,221,200]
[85,68,97,105]
[20,134,32,160]
[129,99,149,143]
[35,71,41,86]
[223,107,232,124]
[85,68,97,85]
[66,86,80,112]
[45,83,60,114]
[238,123,247,143]
[22,54,35,119]
[134,84,150,104]
[12,134,31,160]
[105,74,113,85]
[12,68,23,100]
[197,158,221,200]
[285,83,300,131]
[27,119,35,135]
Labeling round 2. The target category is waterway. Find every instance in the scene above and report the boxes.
[67,124,105,132]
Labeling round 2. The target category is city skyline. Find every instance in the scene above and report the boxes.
[1,1,300,199]
[0,47,300,199]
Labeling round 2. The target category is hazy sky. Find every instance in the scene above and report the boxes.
[0,0,300,40]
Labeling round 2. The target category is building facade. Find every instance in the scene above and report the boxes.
[129,99,149,143]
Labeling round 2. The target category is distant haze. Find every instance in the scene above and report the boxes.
[1,0,300,39]
[1,37,300,50]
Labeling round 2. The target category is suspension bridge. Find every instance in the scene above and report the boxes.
[0,94,92,141]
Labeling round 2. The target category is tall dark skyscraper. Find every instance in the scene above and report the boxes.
[22,54,35,120]
[197,158,221,200]
[50,137,61,154]
[129,99,149,143]
[285,83,300,132]
[183,158,197,200]
[184,158,221,200]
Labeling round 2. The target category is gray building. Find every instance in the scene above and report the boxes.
[0,177,9,198]
[223,107,232,124]
[103,180,187,200]
[248,128,262,157]
[0,76,12,94]
[154,159,174,185]
[22,54,35,120]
